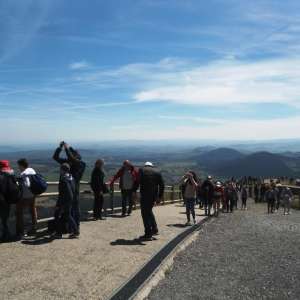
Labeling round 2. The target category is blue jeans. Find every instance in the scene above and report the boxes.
[185,198,196,222]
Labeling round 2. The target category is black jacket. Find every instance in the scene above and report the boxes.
[90,168,105,193]
[58,174,75,207]
[53,147,86,185]
[0,172,7,206]
[201,180,214,201]
[137,167,165,201]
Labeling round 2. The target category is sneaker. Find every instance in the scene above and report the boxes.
[69,233,80,239]
[15,233,25,241]
[185,221,192,226]
[193,219,196,224]
[139,235,153,241]
[53,233,62,239]
[27,228,37,236]
[152,230,159,236]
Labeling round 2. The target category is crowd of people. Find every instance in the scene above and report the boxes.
[0,143,296,243]
[179,173,295,225]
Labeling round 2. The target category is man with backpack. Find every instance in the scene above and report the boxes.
[0,160,17,242]
[109,160,139,217]
[53,142,86,234]
[16,159,39,237]
[136,162,164,241]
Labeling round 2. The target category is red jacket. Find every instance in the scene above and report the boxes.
[109,166,139,191]
[213,186,225,202]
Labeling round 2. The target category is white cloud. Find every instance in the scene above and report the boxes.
[69,60,91,70]
[134,57,300,106]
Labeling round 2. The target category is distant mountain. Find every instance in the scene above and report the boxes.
[197,148,245,165]
[214,152,294,177]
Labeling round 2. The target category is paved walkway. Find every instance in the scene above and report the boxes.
[148,200,300,300]
[0,202,206,300]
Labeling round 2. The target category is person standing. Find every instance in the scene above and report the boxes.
[136,162,164,240]
[265,185,276,214]
[225,183,236,213]
[254,183,259,203]
[280,187,293,215]
[241,186,248,210]
[53,163,79,239]
[180,171,198,225]
[212,181,224,217]
[201,176,214,216]
[109,160,138,217]
[91,159,107,220]
[260,183,266,202]
[0,160,15,242]
[16,159,37,237]
[53,142,86,234]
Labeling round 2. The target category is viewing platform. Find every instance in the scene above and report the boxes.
[0,182,207,300]
[1,182,299,300]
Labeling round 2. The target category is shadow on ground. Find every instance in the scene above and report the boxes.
[110,238,147,246]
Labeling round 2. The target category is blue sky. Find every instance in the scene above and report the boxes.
[1,0,300,144]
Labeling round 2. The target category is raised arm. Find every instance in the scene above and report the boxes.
[53,147,67,164]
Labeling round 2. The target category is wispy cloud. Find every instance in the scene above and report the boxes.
[134,57,300,107]
[0,0,51,63]
[69,60,91,70]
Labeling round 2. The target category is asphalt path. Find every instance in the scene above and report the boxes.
[148,200,300,300]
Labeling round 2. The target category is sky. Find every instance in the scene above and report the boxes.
[1,0,300,144]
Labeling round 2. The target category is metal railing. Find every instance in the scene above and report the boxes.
[36,181,182,216]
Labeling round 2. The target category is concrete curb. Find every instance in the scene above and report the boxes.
[108,216,211,300]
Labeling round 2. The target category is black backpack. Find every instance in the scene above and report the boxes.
[29,174,48,195]
[5,174,22,204]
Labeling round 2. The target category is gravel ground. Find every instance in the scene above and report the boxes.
[148,200,300,300]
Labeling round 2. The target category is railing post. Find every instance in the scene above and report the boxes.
[171,185,175,203]
[110,185,114,214]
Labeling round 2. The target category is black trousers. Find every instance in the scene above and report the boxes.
[268,198,275,213]
[0,201,10,237]
[121,189,133,215]
[93,192,104,218]
[242,197,247,207]
[72,183,81,229]
[140,198,157,236]
[226,197,235,212]
[54,203,78,235]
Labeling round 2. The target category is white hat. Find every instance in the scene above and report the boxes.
[216,181,222,187]
[144,161,154,167]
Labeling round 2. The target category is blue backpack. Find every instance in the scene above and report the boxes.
[29,174,48,195]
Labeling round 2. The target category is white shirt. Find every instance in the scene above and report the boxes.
[20,167,36,199]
